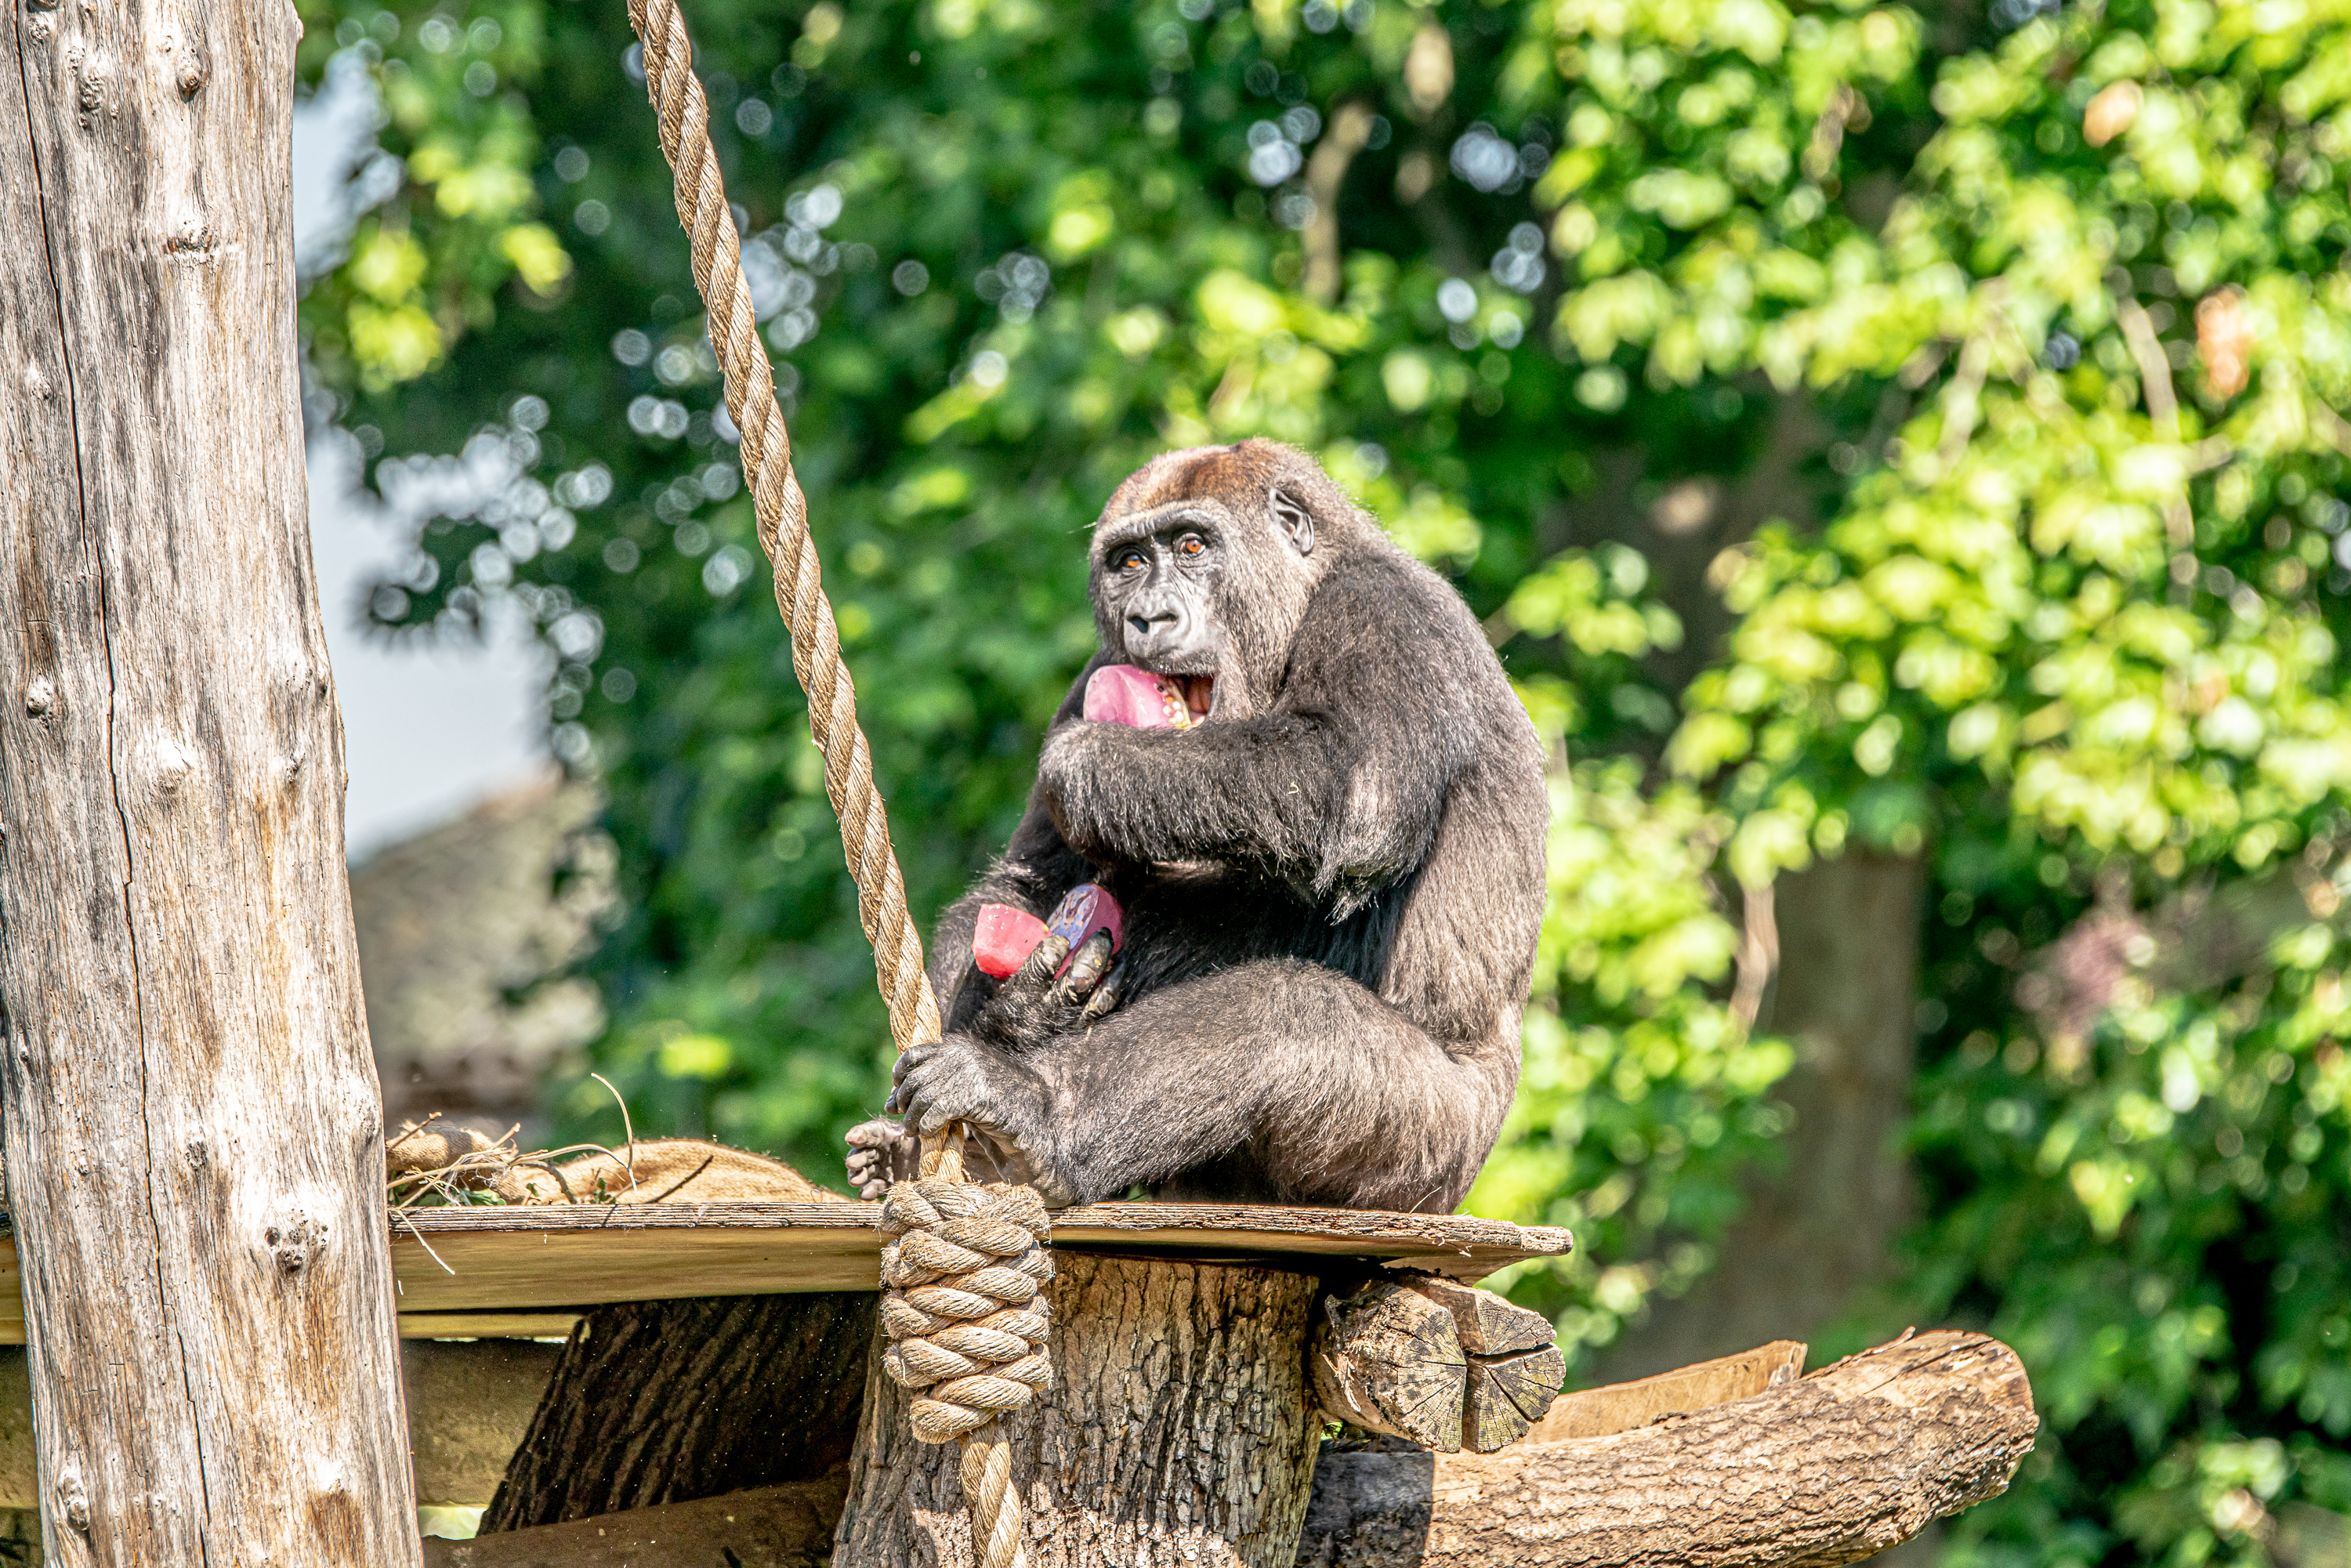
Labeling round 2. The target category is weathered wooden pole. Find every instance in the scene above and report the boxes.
[0,0,422,1559]
[838,1254,1327,1567]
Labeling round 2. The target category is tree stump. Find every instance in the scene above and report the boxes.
[834,1253,1322,1567]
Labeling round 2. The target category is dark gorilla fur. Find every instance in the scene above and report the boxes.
[846,440,1546,1212]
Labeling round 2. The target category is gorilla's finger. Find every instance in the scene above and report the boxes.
[1052,930,1114,1004]
[909,1095,961,1137]
[1005,932,1071,1001]
[846,1117,903,1148]
[1081,958,1127,1022]
[884,1065,920,1114]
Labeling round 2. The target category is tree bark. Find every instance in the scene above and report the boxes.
[483,1292,874,1530]
[0,0,418,1560]
[1600,853,1925,1384]
[1295,1329,2036,1568]
[835,1253,1324,1568]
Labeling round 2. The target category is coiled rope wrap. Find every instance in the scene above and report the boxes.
[621,3,1049,1563]
[879,1179,1055,1441]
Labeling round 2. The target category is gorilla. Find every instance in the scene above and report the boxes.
[846,440,1546,1213]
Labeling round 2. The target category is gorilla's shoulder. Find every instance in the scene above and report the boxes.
[1309,536,1493,664]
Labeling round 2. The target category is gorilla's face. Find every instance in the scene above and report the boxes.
[1089,449,1327,721]
[1092,502,1231,677]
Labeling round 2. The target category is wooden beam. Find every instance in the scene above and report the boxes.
[1526,1338,1807,1442]
[0,1342,564,1510]
[0,0,417,1556]
[0,1204,1570,1340]
[423,1478,846,1567]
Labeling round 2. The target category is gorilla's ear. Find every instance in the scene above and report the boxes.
[1270,488,1314,557]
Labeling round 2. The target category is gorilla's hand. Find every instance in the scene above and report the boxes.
[844,1116,918,1199]
[885,1035,1073,1205]
[846,1114,1034,1198]
[970,929,1125,1053]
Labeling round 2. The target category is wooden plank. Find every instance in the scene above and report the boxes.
[400,1313,583,1342]
[0,1204,1564,1342]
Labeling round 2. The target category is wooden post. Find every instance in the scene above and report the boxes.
[0,0,422,1559]
[835,1253,1324,1568]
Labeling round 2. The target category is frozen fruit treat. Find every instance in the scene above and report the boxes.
[1083,664,1208,729]
[972,882,1125,978]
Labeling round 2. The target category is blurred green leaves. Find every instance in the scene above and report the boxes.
[295,0,2351,1557]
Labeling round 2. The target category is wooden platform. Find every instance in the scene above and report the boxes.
[0,1203,1570,1341]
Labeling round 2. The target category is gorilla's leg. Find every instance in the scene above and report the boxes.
[889,958,1517,1212]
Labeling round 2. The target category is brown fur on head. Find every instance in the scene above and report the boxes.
[1090,440,1382,720]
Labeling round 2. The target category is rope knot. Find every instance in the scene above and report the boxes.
[878,1179,1054,1443]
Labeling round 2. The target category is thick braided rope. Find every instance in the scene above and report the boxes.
[878,1181,1054,1436]
[621,8,1045,1563]
[626,0,937,1054]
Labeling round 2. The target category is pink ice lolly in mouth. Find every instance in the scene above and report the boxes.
[1084,664,1206,729]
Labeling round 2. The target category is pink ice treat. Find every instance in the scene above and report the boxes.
[973,904,1049,977]
[1045,882,1125,963]
[1083,664,1194,730]
[972,885,1125,980]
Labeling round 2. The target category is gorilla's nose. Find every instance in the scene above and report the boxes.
[1125,600,1198,664]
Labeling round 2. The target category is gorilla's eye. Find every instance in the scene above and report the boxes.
[1176,534,1207,558]
[1114,548,1148,572]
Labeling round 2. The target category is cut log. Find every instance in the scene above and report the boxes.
[1310,1277,1565,1453]
[1294,1328,2037,1567]
[438,1327,2034,1568]
[1312,1279,1466,1451]
[834,1252,1323,1567]
[483,1292,874,1530]
[425,1476,844,1567]
[1526,1338,1806,1443]
[0,0,417,1558]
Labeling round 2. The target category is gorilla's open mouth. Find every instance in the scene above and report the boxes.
[1133,668,1214,722]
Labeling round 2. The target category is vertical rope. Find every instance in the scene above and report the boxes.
[625,0,938,1055]
[621,5,1036,1563]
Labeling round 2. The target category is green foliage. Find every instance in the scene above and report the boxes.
[1472,756,1795,1361]
[296,0,2351,1557]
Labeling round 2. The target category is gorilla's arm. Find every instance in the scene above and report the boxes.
[926,664,1109,1029]
[889,958,1518,1212]
[1040,568,1482,908]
